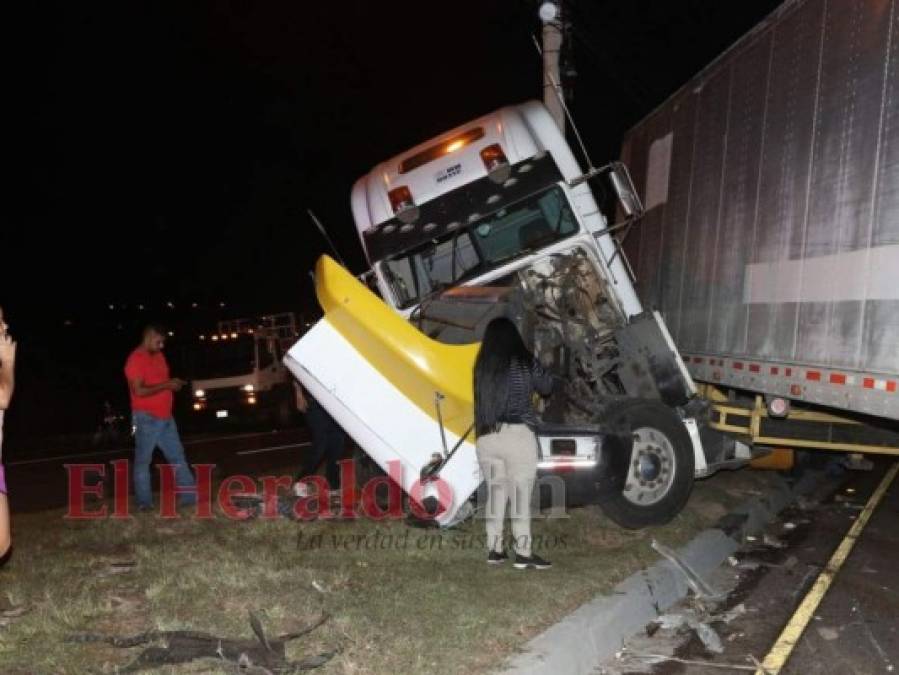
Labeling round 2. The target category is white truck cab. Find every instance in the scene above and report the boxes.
[286,102,747,528]
[351,101,641,319]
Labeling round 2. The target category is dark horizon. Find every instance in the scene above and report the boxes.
[6,0,782,438]
[10,1,781,323]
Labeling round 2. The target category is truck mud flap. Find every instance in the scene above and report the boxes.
[615,311,696,407]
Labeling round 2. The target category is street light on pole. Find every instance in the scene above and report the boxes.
[538,1,565,134]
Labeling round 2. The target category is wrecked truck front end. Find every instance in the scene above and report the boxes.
[284,255,635,526]
[284,255,480,526]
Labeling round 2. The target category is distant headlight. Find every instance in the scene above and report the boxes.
[243,384,254,392]
[194,389,205,398]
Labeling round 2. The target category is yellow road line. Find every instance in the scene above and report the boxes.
[756,461,899,674]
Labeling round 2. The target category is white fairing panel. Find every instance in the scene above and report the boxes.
[285,320,481,526]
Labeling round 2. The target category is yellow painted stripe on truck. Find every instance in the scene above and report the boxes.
[314,255,479,438]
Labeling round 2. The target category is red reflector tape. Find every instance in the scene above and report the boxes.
[888,381,897,393]
[786,368,793,377]
[771,367,779,375]
[829,373,846,385]
[749,364,761,373]
[864,378,875,389]
[806,371,821,382]
[733,362,744,370]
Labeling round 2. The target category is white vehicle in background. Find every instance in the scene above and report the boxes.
[285,101,752,528]
[190,313,299,428]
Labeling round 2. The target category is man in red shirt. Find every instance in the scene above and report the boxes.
[124,325,195,510]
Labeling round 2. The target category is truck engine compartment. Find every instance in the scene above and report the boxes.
[413,246,691,425]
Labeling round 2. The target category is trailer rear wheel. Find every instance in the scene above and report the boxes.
[599,400,694,529]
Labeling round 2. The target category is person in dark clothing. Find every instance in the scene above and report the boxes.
[293,382,345,497]
[474,318,554,570]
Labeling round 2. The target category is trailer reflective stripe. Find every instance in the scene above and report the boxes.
[682,353,898,402]
[863,378,896,392]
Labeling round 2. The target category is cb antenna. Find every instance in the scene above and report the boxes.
[307,208,347,268]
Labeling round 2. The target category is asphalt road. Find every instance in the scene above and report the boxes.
[4,426,314,513]
[613,457,899,675]
[779,459,898,674]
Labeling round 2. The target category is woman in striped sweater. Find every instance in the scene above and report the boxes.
[474,318,554,570]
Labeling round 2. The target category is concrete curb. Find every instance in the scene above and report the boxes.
[499,471,823,675]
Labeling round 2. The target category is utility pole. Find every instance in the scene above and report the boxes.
[538,1,565,134]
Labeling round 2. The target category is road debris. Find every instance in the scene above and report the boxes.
[91,560,138,578]
[762,534,787,549]
[816,626,839,641]
[67,610,334,673]
[0,603,30,628]
[715,603,747,624]
[651,539,724,602]
[614,648,758,671]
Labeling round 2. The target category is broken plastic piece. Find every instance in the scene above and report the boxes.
[695,621,724,654]
[762,533,787,549]
[651,539,724,601]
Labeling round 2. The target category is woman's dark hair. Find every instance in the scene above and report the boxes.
[473,318,532,437]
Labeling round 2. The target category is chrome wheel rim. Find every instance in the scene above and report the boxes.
[622,426,676,506]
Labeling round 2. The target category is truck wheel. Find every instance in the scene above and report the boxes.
[599,399,694,529]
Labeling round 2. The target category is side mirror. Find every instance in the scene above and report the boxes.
[608,162,644,219]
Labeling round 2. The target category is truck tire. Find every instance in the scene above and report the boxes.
[598,399,694,529]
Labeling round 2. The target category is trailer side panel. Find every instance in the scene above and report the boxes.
[622,0,899,419]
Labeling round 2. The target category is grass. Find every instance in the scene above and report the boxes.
[0,466,781,674]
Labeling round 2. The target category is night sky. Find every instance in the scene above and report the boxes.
[7,0,781,436]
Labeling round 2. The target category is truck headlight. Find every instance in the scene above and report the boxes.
[194,389,205,398]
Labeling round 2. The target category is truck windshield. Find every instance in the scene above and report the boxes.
[189,335,256,380]
[382,185,578,308]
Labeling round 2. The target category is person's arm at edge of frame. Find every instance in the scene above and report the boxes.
[0,334,15,558]
[0,337,14,410]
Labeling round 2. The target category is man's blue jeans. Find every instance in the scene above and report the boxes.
[133,411,196,508]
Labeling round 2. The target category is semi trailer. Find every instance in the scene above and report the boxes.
[621,0,898,455]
